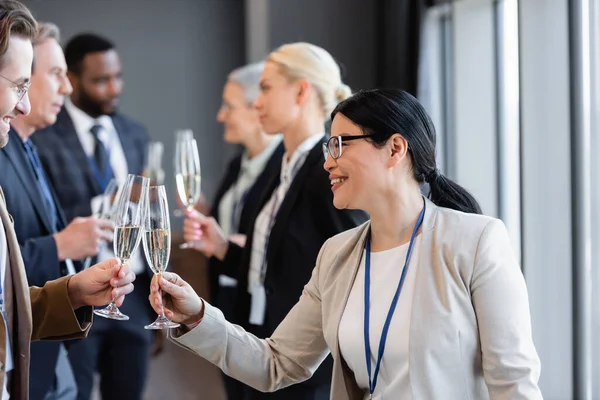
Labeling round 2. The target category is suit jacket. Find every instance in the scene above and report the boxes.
[0,187,91,400]
[220,137,368,387]
[208,142,285,301]
[31,107,148,222]
[0,129,81,399]
[171,198,542,400]
[31,107,154,334]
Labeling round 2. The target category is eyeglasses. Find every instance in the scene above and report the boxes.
[0,73,31,103]
[323,134,375,160]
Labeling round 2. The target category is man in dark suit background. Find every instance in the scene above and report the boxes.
[0,22,113,400]
[32,33,154,400]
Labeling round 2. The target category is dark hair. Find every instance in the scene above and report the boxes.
[64,33,115,74]
[0,0,37,70]
[331,88,482,214]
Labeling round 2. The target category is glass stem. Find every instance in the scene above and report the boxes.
[158,272,166,318]
[111,258,126,305]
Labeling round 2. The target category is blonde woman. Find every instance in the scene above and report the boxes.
[181,42,368,399]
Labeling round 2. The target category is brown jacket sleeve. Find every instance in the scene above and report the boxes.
[29,276,92,341]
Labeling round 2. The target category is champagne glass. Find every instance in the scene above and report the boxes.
[83,179,119,270]
[172,130,194,217]
[143,185,180,329]
[145,141,165,185]
[174,131,201,248]
[94,174,149,320]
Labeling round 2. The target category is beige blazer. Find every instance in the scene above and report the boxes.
[0,188,92,399]
[172,198,542,399]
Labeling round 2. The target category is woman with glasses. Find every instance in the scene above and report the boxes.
[181,42,367,399]
[155,88,542,400]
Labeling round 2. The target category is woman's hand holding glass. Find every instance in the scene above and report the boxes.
[182,210,229,260]
[149,271,204,326]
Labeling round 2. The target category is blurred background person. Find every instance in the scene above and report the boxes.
[0,22,113,400]
[209,61,284,398]
[183,42,368,400]
[31,33,154,400]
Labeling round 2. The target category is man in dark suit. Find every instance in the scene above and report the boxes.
[0,22,114,400]
[0,3,137,398]
[32,33,154,400]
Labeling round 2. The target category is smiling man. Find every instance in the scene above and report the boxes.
[0,3,137,399]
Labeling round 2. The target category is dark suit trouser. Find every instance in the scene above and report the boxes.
[66,278,152,400]
[216,285,248,400]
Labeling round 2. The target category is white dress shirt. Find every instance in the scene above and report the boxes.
[338,238,421,400]
[247,133,324,325]
[63,99,145,275]
[217,136,282,288]
[0,217,13,400]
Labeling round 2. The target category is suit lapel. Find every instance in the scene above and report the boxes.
[111,115,137,174]
[56,109,101,194]
[329,223,370,400]
[3,130,54,233]
[266,138,325,267]
[0,188,32,399]
[239,143,285,234]
[212,154,242,223]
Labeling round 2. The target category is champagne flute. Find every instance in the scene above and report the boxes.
[94,174,149,320]
[83,179,119,270]
[173,130,194,217]
[174,131,201,248]
[143,185,180,329]
[145,141,165,185]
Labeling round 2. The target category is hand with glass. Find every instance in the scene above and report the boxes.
[174,130,202,248]
[142,185,179,329]
[94,174,148,320]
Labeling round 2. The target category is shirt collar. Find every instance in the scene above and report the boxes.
[64,98,113,135]
[280,133,324,182]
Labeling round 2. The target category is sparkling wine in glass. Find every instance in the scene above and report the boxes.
[174,131,201,248]
[94,174,148,321]
[143,185,180,329]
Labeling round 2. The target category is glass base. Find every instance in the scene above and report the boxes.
[93,303,130,321]
[145,315,180,330]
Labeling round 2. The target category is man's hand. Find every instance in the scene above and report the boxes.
[183,210,228,260]
[149,272,203,325]
[67,258,135,309]
[54,217,114,261]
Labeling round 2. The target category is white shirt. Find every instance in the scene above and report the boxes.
[217,136,282,288]
[247,133,324,325]
[0,216,12,400]
[63,99,145,275]
[338,237,421,400]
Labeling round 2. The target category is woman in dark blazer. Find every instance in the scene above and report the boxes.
[183,42,368,400]
[207,62,284,399]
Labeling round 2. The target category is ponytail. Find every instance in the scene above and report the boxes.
[427,171,482,214]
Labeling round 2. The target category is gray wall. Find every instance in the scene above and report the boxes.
[246,0,378,92]
[24,0,246,219]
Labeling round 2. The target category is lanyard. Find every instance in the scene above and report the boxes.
[363,203,426,398]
